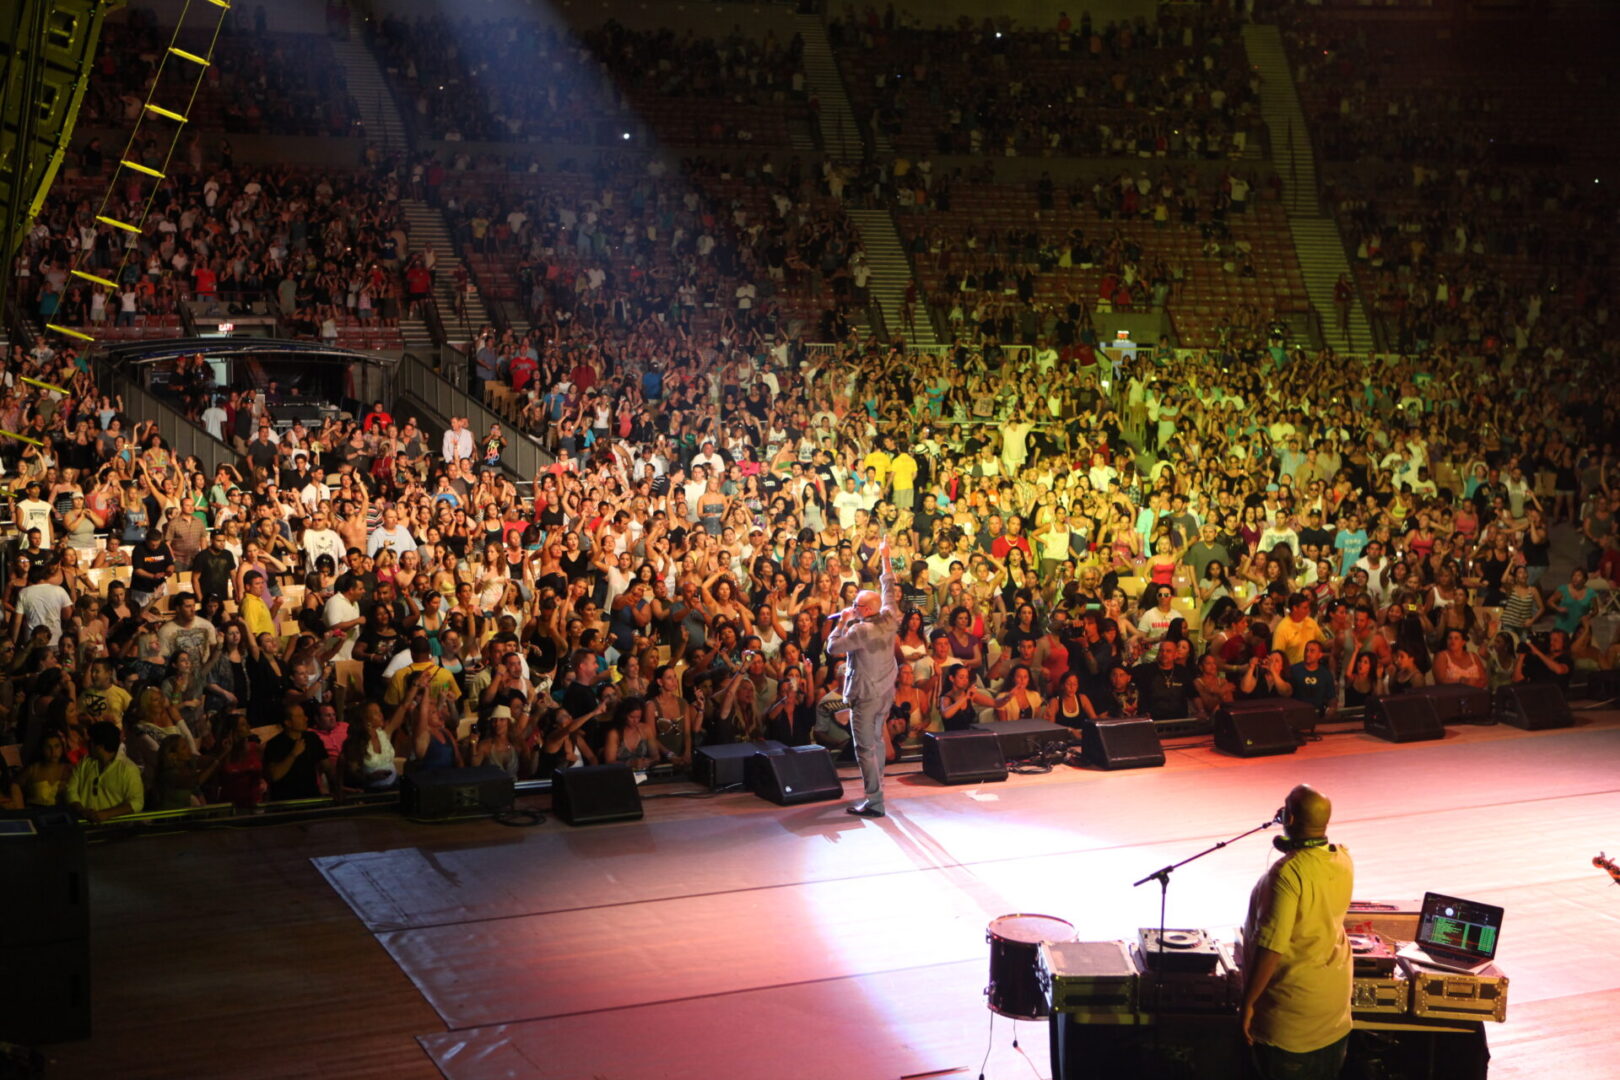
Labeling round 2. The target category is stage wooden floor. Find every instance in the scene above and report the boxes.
[48,711,1620,1080]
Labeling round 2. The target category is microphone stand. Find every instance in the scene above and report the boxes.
[1132,816,1281,1010]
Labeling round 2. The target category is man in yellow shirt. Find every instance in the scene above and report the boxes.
[68,722,146,823]
[385,637,461,706]
[78,660,132,726]
[888,446,919,510]
[239,569,280,641]
[1242,783,1354,1079]
[1271,593,1328,667]
[861,439,893,490]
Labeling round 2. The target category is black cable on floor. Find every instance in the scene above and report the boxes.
[406,799,544,827]
[489,807,545,827]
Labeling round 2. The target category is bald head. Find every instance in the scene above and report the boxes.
[854,589,881,618]
[1284,783,1332,840]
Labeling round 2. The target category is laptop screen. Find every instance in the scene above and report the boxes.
[1416,892,1504,964]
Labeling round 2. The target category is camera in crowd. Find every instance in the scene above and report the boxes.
[1517,632,1549,655]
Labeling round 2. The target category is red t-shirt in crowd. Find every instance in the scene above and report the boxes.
[509,354,538,391]
[991,535,1033,561]
[406,265,431,296]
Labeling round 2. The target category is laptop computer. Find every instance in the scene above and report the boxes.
[1395,891,1504,974]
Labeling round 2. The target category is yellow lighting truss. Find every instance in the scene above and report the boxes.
[45,0,232,345]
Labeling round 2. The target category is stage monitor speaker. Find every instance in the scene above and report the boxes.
[0,937,89,1044]
[551,764,644,825]
[0,808,87,948]
[1494,683,1574,731]
[1081,718,1166,770]
[400,766,515,820]
[1581,668,1620,702]
[695,739,785,791]
[922,730,1009,785]
[1213,701,1301,758]
[750,746,842,806]
[972,718,1075,760]
[1413,684,1493,724]
[1364,694,1446,744]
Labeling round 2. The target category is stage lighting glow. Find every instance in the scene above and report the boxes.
[622,132,632,140]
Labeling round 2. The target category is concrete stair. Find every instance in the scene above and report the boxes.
[329,38,410,157]
[1288,216,1376,353]
[846,208,937,346]
[1244,23,1376,353]
[496,299,532,342]
[1243,24,1315,216]
[795,14,869,161]
[398,199,492,351]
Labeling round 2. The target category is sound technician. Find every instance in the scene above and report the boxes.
[1241,783,1355,1080]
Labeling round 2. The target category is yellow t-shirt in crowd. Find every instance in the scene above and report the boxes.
[241,592,276,641]
[889,453,918,492]
[1272,615,1325,667]
[78,685,132,725]
[862,450,892,486]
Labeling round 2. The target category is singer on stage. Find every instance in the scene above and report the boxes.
[1241,784,1355,1080]
[825,539,900,818]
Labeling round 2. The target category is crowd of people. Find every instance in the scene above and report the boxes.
[80,8,361,139]
[3,4,1618,824]
[19,159,415,342]
[1273,3,1616,356]
[831,7,1259,160]
[440,149,869,347]
[1330,164,1613,357]
[1279,10,1613,169]
[369,15,809,146]
[4,280,1617,819]
[889,169,1287,351]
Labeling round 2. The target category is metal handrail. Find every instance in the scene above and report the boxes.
[396,350,549,479]
[96,365,241,473]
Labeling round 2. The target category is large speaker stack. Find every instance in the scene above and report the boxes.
[1212,700,1305,757]
[2,0,118,258]
[0,809,90,1043]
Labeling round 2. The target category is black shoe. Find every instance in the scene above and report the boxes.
[845,804,885,818]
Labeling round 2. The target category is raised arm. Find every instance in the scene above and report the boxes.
[878,538,900,622]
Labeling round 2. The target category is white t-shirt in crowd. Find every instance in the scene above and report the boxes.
[16,499,53,545]
[324,593,362,660]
